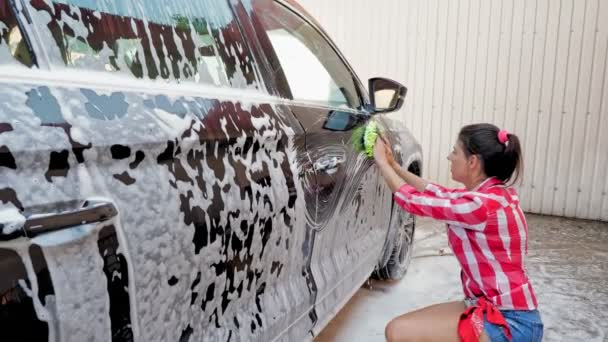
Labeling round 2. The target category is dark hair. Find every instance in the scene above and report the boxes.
[458,123,523,186]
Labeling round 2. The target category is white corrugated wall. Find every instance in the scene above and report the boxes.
[298,0,608,221]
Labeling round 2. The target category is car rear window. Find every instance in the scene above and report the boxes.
[24,0,261,89]
[0,1,35,67]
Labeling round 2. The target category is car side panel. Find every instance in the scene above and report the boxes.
[0,75,320,342]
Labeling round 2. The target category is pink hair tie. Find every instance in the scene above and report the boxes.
[498,130,509,145]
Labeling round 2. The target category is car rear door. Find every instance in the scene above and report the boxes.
[244,0,396,335]
[1,0,317,341]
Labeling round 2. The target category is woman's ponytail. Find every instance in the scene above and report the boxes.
[502,132,523,186]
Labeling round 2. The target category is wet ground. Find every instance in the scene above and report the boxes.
[315,214,608,342]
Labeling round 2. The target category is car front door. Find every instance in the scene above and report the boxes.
[248,0,395,335]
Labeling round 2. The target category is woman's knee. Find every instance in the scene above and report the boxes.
[385,319,399,342]
[385,317,413,342]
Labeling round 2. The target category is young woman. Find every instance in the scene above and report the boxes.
[374,124,543,342]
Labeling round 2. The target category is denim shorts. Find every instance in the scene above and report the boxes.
[484,309,544,342]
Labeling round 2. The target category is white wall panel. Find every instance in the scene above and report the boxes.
[298,0,608,221]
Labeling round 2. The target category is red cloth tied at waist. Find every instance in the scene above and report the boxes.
[458,297,512,342]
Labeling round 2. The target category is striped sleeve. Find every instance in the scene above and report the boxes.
[393,184,488,231]
[423,182,460,196]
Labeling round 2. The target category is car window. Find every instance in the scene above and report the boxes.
[254,1,361,109]
[0,2,35,67]
[25,0,261,89]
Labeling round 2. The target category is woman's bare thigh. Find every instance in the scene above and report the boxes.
[385,301,490,342]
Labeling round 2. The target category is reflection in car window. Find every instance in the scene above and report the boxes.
[0,2,35,67]
[255,2,361,109]
[26,0,260,89]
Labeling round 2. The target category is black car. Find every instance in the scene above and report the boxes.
[0,0,422,340]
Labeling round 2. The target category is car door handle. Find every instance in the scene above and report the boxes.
[24,200,118,238]
[314,155,345,172]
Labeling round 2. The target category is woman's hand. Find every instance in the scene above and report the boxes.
[373,138,389,165]
[374,138,397,167]
[374,136,428,192]
[383,140,397,167]
[373,138,407,192]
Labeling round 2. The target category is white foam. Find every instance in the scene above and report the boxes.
[0,207,26,235]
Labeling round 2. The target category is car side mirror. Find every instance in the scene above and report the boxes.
[369,77,407,114]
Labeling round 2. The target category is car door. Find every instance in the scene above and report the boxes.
[1,1,318,341]
[247,0,396,335]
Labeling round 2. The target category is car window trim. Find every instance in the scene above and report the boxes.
[229,0,282,97]
[6,0,39,68]
[227,0,270,94]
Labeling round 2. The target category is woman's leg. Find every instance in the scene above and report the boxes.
[385,301,490,342]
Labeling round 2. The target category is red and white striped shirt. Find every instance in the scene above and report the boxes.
[394,177,538,310]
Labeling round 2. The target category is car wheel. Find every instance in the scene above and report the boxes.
[373,211,415,281]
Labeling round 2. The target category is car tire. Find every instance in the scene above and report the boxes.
[373,211,415,281]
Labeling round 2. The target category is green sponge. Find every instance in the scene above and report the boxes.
[351,121,380,158]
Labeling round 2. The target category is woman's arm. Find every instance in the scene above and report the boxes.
[375,158,406,192]
[375,138,488,230]
[389,158,428,192]
[374,139,428,192]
